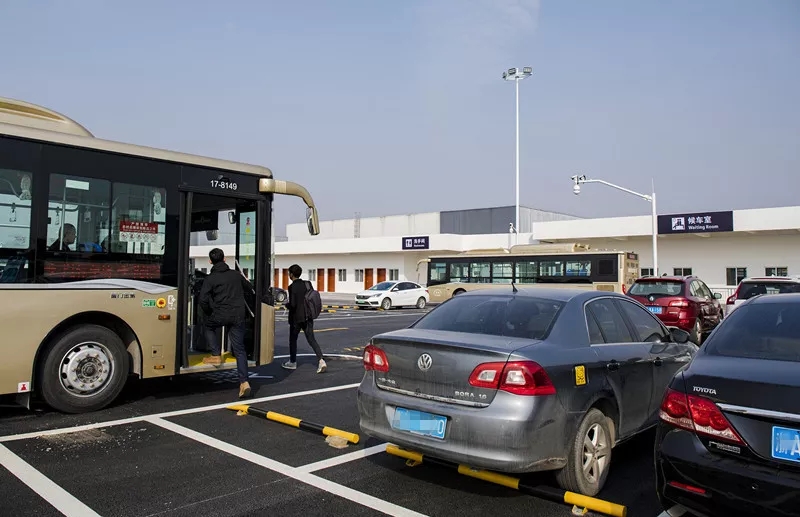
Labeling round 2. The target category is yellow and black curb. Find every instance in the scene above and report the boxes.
[385,445,626,517]
[227,404,360,444]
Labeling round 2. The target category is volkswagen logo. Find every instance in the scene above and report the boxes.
[417,353,433,371]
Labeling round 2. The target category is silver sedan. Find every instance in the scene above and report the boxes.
[357,287,697,496]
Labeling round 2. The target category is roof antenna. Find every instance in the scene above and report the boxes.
[512,281,518,293]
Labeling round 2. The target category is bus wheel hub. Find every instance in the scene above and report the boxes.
[60,343,112,395]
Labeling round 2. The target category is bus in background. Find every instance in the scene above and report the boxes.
[0,96,320,414]
[419,243,639,303]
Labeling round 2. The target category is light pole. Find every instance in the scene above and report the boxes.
[571,174,659,276]
[503,66,532,244]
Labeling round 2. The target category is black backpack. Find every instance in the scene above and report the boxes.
[303,280,322,320]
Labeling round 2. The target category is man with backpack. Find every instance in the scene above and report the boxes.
[283,264,326,373]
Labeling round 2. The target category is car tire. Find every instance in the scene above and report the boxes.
[690,319,702,344]
[416,297,426,309]
[555,408,613,497]
[38,324,130,414]
[380,298,392,310]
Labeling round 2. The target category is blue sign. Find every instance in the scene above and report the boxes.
[772,425,800,463]
[402,236,429,250]
[391,407,447,440]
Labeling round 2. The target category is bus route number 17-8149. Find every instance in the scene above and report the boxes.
[210,179,238,191]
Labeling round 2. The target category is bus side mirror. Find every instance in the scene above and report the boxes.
[306,206,320,236]
[228,211,238,225]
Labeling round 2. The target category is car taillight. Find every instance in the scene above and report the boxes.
[659,388,743,444]
[726,286,740,305]
[668,300,690,308]
[468,361,556,396]
[363,344,389,372]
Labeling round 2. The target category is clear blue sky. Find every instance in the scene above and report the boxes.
[2,0,798,235]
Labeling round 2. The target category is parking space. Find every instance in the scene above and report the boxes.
[0,311,667,517]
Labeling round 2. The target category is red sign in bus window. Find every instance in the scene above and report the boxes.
[119,221,159,243]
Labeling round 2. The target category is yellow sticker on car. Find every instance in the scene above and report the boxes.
[574,365,587,386]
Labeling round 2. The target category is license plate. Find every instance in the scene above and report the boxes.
[391,407,447,440]
[772,425,800,463]
[647,306,662,314]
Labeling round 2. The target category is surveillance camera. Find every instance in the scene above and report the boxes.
[573,184,581,195]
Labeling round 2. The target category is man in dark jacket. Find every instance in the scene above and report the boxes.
[283,264,326,373]
[199,248,254,398]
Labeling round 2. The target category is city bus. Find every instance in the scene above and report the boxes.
[0,96,320,413]
[419,243,640,303]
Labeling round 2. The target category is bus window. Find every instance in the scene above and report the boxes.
[47,174,110,252]
[470,262,491,283]
[429,262,447,283]
[492,261,513,284]
[0,168,32,250]
[111,182,166,255]
[540,260,564,277]
[450,262,469,282]
[567,261,591,277]
[515,260,537,283]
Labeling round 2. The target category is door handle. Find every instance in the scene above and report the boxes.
[653,357,663,367]
[606,360,620,371]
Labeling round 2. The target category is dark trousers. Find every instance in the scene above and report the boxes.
[204,320,248,384]
[289,319,323,363]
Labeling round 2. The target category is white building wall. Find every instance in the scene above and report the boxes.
[572,234,800,286]
[286,212,441,241]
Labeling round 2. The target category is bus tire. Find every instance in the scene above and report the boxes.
[452,289,465,297]
[38,324,130,414]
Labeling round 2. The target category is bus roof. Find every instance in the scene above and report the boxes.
[426,242,635,259]
[0,96,273,178]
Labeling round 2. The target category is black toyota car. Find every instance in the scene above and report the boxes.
[654,292,800,516]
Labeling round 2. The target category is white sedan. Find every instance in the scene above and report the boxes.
[355,281,429,310]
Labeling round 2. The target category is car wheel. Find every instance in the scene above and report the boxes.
[690,319,702,344]
[38,324,130,414]
[416,297,427,309]
[380,298,392,310]
[555,408,612,496]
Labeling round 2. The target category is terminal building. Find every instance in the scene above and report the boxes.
[191,203,800,297]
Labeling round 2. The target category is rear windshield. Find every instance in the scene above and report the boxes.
[736,281,800,300]
[703,302,800,362]
[412,295,564,340]
[628,280,684,297]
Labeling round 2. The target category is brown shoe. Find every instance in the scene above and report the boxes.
[239,381,251,398]
[202,355,222,366]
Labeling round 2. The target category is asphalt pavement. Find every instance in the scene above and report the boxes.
[0,306,666,517]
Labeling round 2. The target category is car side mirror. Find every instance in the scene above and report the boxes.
[391,287,399,292]
[668,326,691,344]
[713,292,722,299]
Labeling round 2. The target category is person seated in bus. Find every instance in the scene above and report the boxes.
[198,248,255,398]
[48,223,76,251]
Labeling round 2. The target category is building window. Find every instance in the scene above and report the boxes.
[673,267,692,276]
[307,269,316,281]
[389,269,399,281]
[726,267,747,286]
[338,268,347,281]
[355,269,364,282]
[765,267,788,277]
[641,268,654,277]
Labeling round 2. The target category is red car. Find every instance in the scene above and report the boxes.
[626,275,724,344]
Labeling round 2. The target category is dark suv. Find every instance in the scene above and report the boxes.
[626,275,723,344]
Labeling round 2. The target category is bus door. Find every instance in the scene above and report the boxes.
[179,191,272,372]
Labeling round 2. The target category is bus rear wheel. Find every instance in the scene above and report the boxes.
[39,324,129,414]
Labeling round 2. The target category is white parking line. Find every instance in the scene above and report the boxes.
[0,383,359,443]
[296,443,388,473]
[147,418,426,517]
[0,443,102,517]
